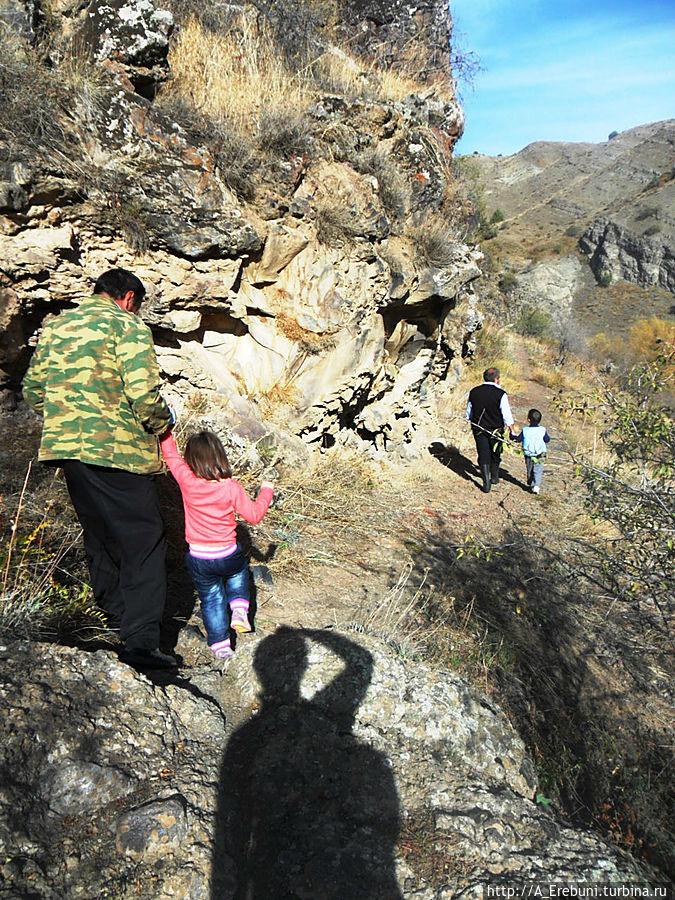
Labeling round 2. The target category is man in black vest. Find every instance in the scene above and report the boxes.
[466,366,515,492]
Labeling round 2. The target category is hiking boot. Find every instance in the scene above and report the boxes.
[490,463,500,485]
[230,608,251,633]
[119,647,178,670]
[480,464,491,493]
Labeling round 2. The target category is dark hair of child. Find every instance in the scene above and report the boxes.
[184,431,232,481]
[527,408,542,425]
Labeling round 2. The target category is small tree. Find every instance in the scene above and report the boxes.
[575,358,675,641]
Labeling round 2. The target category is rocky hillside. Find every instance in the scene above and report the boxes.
[463,121,675,344]
[0,0,483,463]
[0,631,655,898]
[1,1,673,897]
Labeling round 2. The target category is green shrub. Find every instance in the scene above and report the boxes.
[498,272,518,293]
[490,209,505,223]
[515,305,551,337]
[565,225,582,237]
[598,271,612,287]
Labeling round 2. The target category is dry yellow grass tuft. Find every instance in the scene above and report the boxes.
[167,15,310,128]
[166,13,454,133]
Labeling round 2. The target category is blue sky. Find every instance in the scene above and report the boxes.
[449,0,675,156]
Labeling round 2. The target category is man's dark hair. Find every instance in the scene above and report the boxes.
[94,268,146,304]
[184,431,232,481]
[528,408,542,425]
[483,367,500,382]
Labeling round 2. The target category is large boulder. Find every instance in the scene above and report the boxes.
[0,630,655,898]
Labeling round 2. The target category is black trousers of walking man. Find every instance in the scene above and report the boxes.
[62,460,167,651]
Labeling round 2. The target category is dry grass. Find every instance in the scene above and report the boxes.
[167,15,311,130]
[409,212,461,268]
[0,462,101,639]
[257,382,302,420]
[314,203,365,246]
[469,324,525,395]
[275,313,335,353]
[166,13,451,138]
[251,447,381,579]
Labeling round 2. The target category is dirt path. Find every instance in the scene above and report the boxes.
[237,348,577,640]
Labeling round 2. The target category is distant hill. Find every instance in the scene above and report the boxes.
[467,120,675,247]
[461,121,675,347]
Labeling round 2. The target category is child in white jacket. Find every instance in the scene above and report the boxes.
[513,408,550,494]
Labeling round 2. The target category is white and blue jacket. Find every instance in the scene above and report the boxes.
[515,425,550,458]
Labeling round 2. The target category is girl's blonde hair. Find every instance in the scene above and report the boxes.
[184,431,232,481]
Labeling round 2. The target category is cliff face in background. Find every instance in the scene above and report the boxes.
[464,121,675,342]
[0,0,480,462]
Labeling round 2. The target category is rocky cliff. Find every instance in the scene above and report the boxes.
[0,0,481,461]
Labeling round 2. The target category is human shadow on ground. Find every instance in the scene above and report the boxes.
[428,441,528,492]
[210,627,403,900]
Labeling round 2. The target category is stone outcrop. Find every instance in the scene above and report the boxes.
[467,120,675,305]
[0,630,655,898]
[506,256,582,328]
[0,0,480,456]
[579,217,675,292]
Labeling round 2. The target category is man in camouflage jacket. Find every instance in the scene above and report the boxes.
[23,268,177,670]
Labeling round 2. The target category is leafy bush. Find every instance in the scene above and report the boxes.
[644,224,661,237]
[490,209,505,223]
[515,304,551,337]
[565,225,582,237]
[498,272,518,293]
[576,360,675,640]
[598,271,612,287]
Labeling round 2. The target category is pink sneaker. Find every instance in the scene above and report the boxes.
[211,640,234,660]
[230,608,251,633]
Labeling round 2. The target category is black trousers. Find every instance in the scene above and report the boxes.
[472,426,504,469]
[62,460,167,650]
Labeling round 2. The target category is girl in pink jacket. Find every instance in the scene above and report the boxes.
[161,431,274,660]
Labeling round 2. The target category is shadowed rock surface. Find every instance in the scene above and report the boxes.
[0,632,657,898]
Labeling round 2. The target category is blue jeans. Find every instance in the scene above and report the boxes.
[185,548,250,646]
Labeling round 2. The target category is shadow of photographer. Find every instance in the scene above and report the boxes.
[211,626,403,899]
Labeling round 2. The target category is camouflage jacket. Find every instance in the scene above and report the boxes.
[23,295,172,474]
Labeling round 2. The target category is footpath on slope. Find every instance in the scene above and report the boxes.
[244,350,574,639]
[225,349,672,879]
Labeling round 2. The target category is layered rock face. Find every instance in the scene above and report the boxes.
[0,0,480,457]
[0,631,654,898]
[579,216,675,292]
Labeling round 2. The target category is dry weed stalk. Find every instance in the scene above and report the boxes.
[1,462,32,597]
